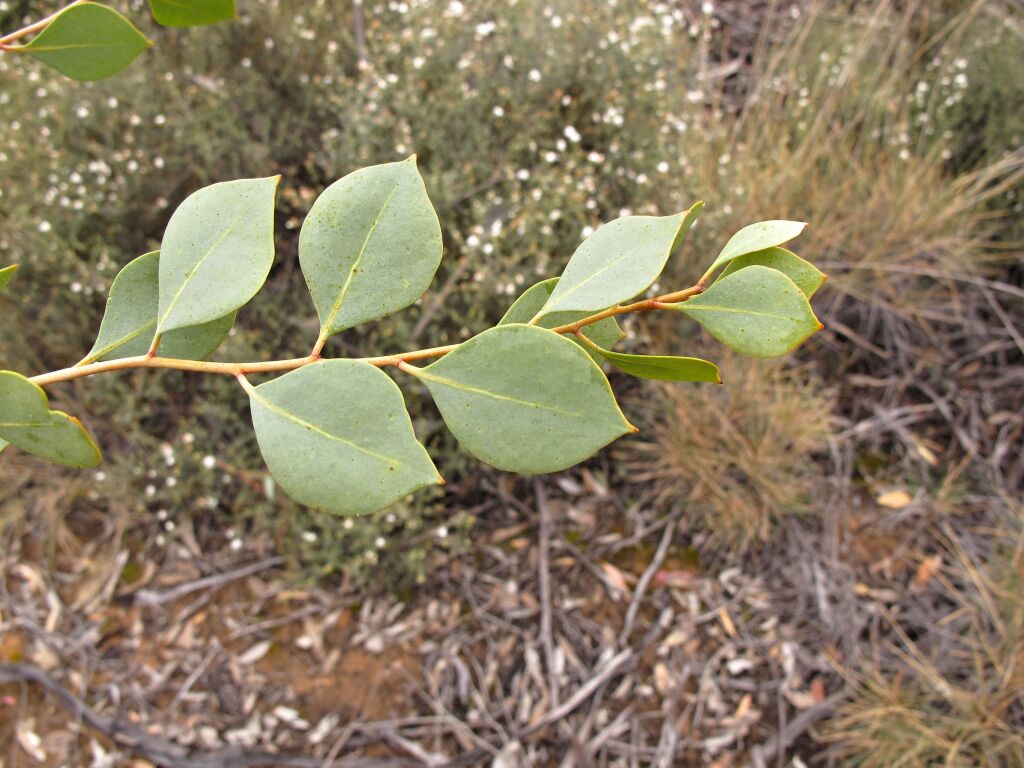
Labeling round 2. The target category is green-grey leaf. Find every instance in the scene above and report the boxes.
[148,0,236,27]
[0,264,17,291]
[406,324,635,474]
[16,2,152,82]
[0,371,101,467]
[300,157,442,339]
[0,438,7,454]
[575,335,721,383]
[499,277,623,358]
[536,201,703,318]
[700,220,806,281]
[670,265,822,358]
[157,176,279,335]
[83,251,234,364]
[716,247,825,298]
[248,360,441,516]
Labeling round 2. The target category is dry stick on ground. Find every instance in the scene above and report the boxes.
[131,556,284,608]
[534,479,561,709]
[618,513,679,645]
[0,663,421,768]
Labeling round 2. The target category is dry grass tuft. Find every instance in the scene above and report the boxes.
[824,501,1024,767]
[629,355,834,551]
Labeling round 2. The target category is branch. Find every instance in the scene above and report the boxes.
[28,283,704,388]
[0,0,83,47]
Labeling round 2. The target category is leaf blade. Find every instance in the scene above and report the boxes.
[248,360,440,516]
[498,277,623,357]
[576,335,721,383]
[672,265,822,358]
[18,2,152,82]
[408,324,634,474]
[157,177,279,334]
[700,220,806,282]
[84,251,234,364]
[148,0,236,27]
[0,371,101,467]
[300,157,442,339]
[537,201,703,317]
[716,247,826,298]
[0,264,18,292]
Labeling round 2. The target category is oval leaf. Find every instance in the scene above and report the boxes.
[671,265,822,358]
[406,324,635,474]
[575,335,721,383]
[157,176,279,335]
[300,157,442,340]
[0,371,101,467]
[499,277,623,357]
[148,0,236,27]
[17,2,152,82]
[83,251,234,364]
[700,220,806,282]
[0,264,18,291]
[536,201,703,318]
[716,247,825,298]
[248,360,441,516]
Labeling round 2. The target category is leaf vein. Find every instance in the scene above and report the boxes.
[249,391,404,468]
[158,212,243,329]
[415,370,581,417]
[322,185,400,332]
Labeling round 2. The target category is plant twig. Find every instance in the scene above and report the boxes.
[28,282,704,388]
[0,0,84,47]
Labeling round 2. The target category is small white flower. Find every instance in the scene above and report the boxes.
[202,455,216,469]
[38,221,52,233]
[563,125,581,143]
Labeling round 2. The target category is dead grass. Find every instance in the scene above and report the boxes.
[630,355,834,551]
[823,500,1024,767]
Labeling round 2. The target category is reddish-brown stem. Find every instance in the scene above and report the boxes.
[0,0,83,47]
[28,282,703,388]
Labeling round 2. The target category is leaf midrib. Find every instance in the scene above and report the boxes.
[87,318,156,363]
[681,304,802,322]
[321,185,399,333]
[26,42,137,52]
[249,390,405,468]
[158,212,243,330]
[414,369,581,418]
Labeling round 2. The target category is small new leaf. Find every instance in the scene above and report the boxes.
[148,0,236,27]
[716,247,826,298]
[575,335,721,383]
[671,265,822,358]
[301,157,442,341]
[536,201,703,318]
[499,277,623,358]
[157,176,279,335]
[16,2,152,82]
[248,360,440,517]
[0,264,18,291]
[700,220,806,282]
[406,324,634,474]
[0,371,101,467]
[83,252,234,364]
